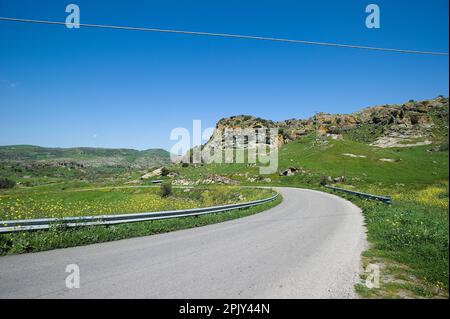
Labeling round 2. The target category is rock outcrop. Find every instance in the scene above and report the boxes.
[202,96,448,150]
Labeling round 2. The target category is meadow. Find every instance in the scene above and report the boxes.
[0,185,273,221]
[355,184,448,298]
[276,137,448,297]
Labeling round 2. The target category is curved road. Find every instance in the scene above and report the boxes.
[0,187,367,299]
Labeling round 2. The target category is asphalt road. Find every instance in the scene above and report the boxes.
[0,187,367,299]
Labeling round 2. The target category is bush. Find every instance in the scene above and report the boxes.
[410,114,420,125]
[160,182,172,197]
[255,175,265,181]
[319,176,331,186]
[161,167,170,176]
[181,162,189,168]
[0,178,16,189]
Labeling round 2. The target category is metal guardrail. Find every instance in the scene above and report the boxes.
[324,185,392,204]
[0,193,279,234]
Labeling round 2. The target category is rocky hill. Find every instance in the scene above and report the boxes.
[204,96,449,150]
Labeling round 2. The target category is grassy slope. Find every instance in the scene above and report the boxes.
[278,136,448,185]
[278,137,448,298]
[178,134,448,187]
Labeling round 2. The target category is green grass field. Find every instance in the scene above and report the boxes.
[277,137,448,298]
[355,191,448,298]
[175,135,448,188]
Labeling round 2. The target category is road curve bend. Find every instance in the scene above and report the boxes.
[0,187,367,299]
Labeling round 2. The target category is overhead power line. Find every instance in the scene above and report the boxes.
[0,17,448,56]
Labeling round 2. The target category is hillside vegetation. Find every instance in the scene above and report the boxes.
[0,145,170,162]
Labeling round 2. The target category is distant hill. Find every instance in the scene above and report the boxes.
[0,145,171,168]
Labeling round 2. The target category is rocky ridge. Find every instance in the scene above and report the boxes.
[203,96,448,150]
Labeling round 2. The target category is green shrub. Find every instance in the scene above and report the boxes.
[319,176,331,186]
[0,178,16,189]
[161,167,170,176]
[160,182,172,197]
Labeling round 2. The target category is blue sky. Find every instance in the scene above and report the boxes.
[0,0,448,151]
